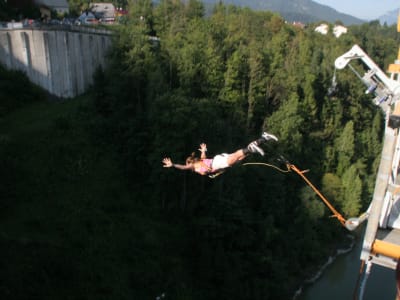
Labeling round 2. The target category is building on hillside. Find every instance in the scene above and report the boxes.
[314,23,348,38]
[90,3,115,24]
[292,21,306,29]
[333,25,348,38]
[314,23,329,35]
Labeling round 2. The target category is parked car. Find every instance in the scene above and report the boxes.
[7,21,23,29]
[49,19,61,25]
[77,12,99,25]
[99,17,115,24]
[83,17,99,25]
[61,18,74,25]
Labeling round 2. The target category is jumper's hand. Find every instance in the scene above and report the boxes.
[162,157,173,168]
[198,143,207,152]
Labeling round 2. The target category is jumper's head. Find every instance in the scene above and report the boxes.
[186,152,199,165]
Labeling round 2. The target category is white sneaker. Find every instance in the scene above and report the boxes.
[262,132,278,142]
[248,142,265,156]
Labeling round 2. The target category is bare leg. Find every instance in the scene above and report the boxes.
[226,149,248,166]
[226,133,278,166]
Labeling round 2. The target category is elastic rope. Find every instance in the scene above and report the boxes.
[242,162,291,173]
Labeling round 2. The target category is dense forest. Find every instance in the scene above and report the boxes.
[1,1,399,299]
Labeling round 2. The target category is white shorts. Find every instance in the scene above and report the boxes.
[212,153,230,170]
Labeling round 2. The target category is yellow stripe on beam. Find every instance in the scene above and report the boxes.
[372,239,400,259]
[388,64,400,73]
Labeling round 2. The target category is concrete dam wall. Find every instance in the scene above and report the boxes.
[0,26,113,98]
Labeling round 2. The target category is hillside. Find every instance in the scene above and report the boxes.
[203,0,364,24]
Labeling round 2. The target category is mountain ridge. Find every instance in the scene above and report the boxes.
[378,9,399,25]
[202,0,365,25]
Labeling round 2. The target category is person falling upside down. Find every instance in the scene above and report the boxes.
[162,132,278,177]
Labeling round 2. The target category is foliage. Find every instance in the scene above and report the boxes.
[0,65,47,116]
[300,186,325,220]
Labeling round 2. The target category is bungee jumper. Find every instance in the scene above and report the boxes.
[162,132,278,177]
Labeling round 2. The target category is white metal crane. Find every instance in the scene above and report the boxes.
[335,44,400,110]
[334,42,400,298]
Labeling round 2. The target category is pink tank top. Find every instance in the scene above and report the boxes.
[195,159,213,175]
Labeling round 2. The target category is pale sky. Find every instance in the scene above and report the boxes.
[313,0,398,20]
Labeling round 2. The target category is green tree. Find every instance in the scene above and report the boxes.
[246,40,269,130]
[220,45,249,104]
[68,0,90,16]
[185,0,204,19]
[264,93,305,155]
[153,0,184,35]
[321,172,342,206]
[300,186,325,221]
[335,121,355,175]
[127,0,154,34]
[340,165,362,216]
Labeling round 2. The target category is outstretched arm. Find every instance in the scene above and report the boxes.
[199,143,207,159]
[162,157,193,170]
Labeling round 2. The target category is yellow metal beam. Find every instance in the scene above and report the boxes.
[398,12,400,33]
[388,63,400,73]
[372,239,400,259]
